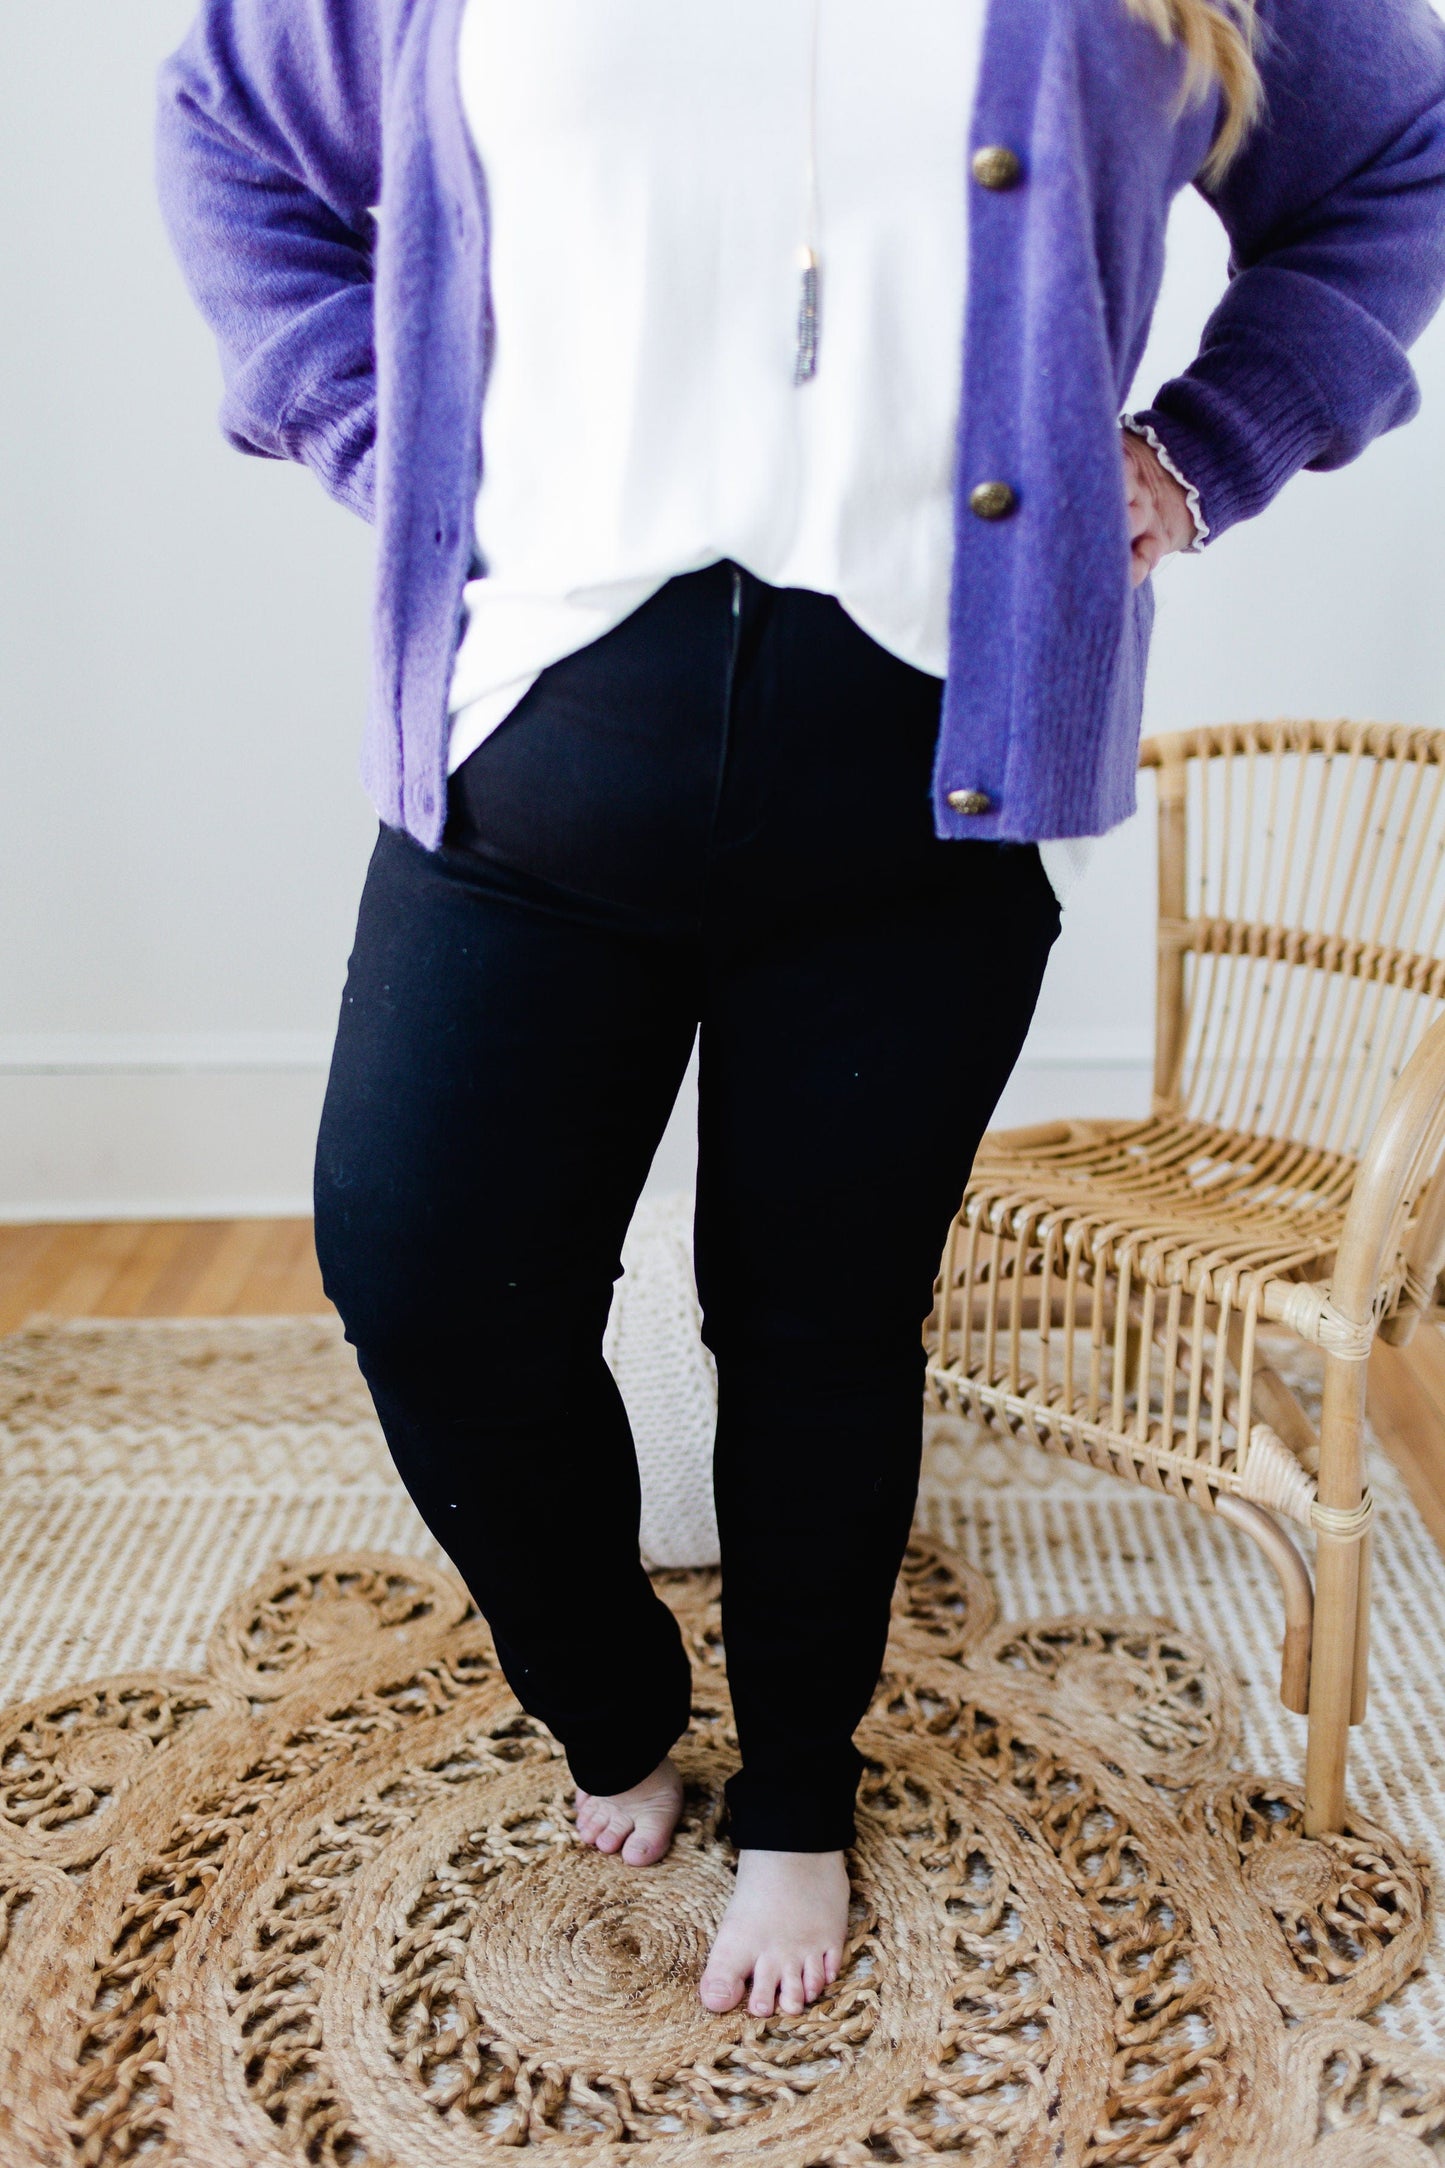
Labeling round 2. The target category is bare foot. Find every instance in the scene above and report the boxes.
[573,1755,685,1867]
[699,1849,849,2016]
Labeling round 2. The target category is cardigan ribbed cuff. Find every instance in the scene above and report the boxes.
[221,281,380,522]
[285,378,378,521]
[1132,341,1331,546]
[1132,264,1422,544]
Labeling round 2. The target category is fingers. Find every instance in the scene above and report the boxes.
[1121,427,1196,574]
[1121,429,1185,583]
[1130,531,1164,587]
[1123,441,1163,584]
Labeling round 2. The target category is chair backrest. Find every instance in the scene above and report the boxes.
[1142,722,1445,1162]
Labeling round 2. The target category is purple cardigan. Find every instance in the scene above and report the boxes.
[156,0,1445,848]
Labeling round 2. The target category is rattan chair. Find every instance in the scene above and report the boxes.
[926,721,1445,1834]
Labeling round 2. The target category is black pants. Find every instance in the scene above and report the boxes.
[314,560,1060,1850]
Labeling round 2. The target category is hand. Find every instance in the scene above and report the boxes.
[1122,429,1198,587]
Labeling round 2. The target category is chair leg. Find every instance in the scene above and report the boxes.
[1305,1351,1370,1836]
[1351,1527,1372,1725]
[1212,1494,1313,1714]
[1305,1536,1361,1833]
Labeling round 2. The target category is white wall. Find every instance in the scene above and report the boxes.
[2,9,1443,1217]
[1,2,376,1217]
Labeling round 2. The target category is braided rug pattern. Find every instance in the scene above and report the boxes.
[0,1535,1438,2166]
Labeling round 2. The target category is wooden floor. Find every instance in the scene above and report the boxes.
[0,1218,327,1333]
[3,1217,1444,1553]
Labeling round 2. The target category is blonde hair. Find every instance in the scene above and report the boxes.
[1123,0,1262,180]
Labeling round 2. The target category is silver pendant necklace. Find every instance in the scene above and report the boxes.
[792,0,823,385]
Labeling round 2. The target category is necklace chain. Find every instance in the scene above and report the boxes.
[793,0,823,384]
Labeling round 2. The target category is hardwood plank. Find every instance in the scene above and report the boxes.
[0,1222,62,1289]
[0,1223,107,1333]
[43,1219,154,1320]
[141,1222,234,1317]
[0,1218,334,1327]
[266,1244,330,1317]
[230,1218,329,1315]
[88,1222,196,1318]
[0,1225,70,1331]
[1368,1335,1445,1556]
[168,1217,281,1317]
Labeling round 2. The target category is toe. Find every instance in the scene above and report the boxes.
[802,1953,827,2003]
[622,1818,669,1866]
[778,1963,805,2016]
[748,1955,781,2017]
[594,1812,631,1855]
[698,1956,748,2013]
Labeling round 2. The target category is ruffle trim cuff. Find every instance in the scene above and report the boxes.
[1121,414,1210,552]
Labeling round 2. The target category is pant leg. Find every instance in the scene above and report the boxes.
[314,823,699,1794]
[695,583,1063,1850]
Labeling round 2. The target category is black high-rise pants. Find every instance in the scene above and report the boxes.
[314,559,1060,1850]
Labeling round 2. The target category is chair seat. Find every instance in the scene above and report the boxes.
[965,1113,1357,1298]
[922,1114,1389,1534]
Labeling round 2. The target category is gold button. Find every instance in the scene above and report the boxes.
[972,144,1023,191]
[969,480,1016,521]
[947,788,993,816]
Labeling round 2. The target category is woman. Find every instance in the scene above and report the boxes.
[157,0,1445,2018]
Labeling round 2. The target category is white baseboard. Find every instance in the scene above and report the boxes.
[0,1029,1155,1221]
[0,1067,330,1221]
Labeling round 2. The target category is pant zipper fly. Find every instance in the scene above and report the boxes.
[721,562,744,722]
[707,564,745,852]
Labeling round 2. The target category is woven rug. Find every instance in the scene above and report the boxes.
[2,1318,1445,2164]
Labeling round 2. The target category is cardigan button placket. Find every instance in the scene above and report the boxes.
[971,144,1023,191]
[959,152,1015,835]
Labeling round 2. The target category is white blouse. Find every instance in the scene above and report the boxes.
[449,0,1093,900]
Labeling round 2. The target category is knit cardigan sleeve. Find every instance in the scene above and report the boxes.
[155,0,381,520]
[1133,0,1445,542]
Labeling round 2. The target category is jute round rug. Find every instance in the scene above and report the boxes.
[2,1315,1445,2164]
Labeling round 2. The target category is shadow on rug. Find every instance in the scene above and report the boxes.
[0,1540,1440,2165]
